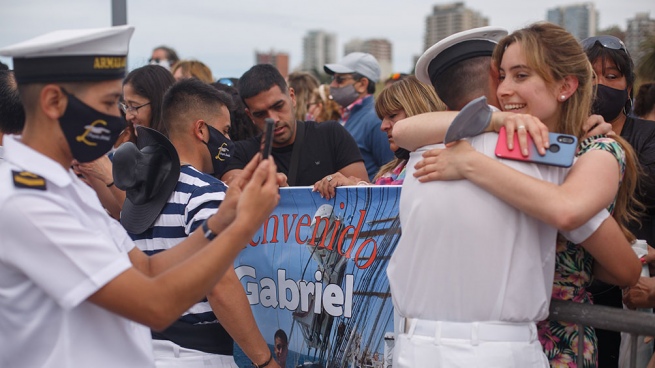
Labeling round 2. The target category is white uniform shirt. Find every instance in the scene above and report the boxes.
[387,133,608,323]
[0,136,154,368]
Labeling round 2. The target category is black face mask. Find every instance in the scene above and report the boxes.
[394,148,410,161]
[203,124,234,176]
[59,90,125,163]
[591,84,629,123]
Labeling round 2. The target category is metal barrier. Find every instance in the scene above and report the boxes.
[549,300,655,368]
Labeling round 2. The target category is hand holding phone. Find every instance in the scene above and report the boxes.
[495,126,577,168]
[261,118,274,159]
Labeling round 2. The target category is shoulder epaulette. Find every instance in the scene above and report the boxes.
[12,170,47,190]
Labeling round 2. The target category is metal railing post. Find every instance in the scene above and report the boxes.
[577,323,585,367]
[549,300,655,367]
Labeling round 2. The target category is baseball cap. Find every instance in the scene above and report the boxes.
[416,26,508,86]
[0,25,134,84]
[324,52,381,83]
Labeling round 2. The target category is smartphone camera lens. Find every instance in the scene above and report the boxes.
[549,144,560,153]
[557,136,575,144]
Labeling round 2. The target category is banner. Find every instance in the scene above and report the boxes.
[234,186,401,368]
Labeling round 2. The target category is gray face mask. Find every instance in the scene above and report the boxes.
[330,84,360,107]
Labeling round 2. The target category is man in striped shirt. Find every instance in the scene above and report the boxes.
[128,79,278,368]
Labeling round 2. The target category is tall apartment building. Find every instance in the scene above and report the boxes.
[344,39,365,56]
[256,50,289,79]
[626,12,655,67]
[546,3,598,40]
[302,30,337,76]
[344,38,393,79]
[424,2,489,50]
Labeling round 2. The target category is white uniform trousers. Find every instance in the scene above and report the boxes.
[152,340,239,368]
[393,318,549,368]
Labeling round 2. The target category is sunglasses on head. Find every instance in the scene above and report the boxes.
[217,78,234,87]
[581,35,629,55]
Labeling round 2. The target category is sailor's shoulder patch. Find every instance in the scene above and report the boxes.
[12,170,47,190]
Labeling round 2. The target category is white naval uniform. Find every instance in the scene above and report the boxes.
[0,135,154,368]
[387,133,608,368]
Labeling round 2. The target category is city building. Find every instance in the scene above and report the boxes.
[626,12,655,67]
[302,30,337,76]
[424,2,489,51]
[344,38,393,81]
[546,2,598,40]
[344,39,365,56]
[256,50,289,79]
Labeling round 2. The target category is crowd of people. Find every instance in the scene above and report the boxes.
[0,20,654,368]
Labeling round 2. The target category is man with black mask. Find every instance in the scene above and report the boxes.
[115,78,278,368]
[583,35,655,368]
[0,26,280,368]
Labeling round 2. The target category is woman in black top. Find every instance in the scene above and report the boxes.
[583,35,655,367]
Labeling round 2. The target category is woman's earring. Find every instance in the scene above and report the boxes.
[560,95,566,101]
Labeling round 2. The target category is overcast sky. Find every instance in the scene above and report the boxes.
[1,0,653,79]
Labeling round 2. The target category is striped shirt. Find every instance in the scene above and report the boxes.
[129,164,227,323]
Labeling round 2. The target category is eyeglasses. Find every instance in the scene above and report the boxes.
[332,74,354,84]
[119,101,151,115]
[217,78,234,87]
[581,36,629,55]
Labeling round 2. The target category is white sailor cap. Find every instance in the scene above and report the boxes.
[0,25,135,84]
[415,26,508,86]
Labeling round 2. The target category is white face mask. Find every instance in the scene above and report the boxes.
[149,58,171,71]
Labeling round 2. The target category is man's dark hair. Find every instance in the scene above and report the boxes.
[123,65,176,135]
[238,64,288,102]
[274,329,288,343]
[211,81,260,141]
[0,70,26,135]
[0,61,9,71]
[153,45,180,66]
[353,72,376,95]
[433,56,491,111]
[634,81,655,118]
[163,78,233,136]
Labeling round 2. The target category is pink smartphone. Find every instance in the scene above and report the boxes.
[495,126,577,168]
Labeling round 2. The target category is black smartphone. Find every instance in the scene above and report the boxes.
[262,118,274,159]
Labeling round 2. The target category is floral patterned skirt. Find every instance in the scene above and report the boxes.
[538,319,597,368]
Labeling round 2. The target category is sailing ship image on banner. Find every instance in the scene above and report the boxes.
[234,186,401,368]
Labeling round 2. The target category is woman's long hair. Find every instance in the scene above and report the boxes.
[373,76,446,181]
[123,64,175,137]
[494,22,642,241]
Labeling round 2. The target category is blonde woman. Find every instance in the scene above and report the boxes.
[307,84,341,123]
[287,71,319,122]
[312,76,445,198]
[171,59,213,83]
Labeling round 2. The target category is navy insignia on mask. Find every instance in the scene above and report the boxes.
[12,170,46,190]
